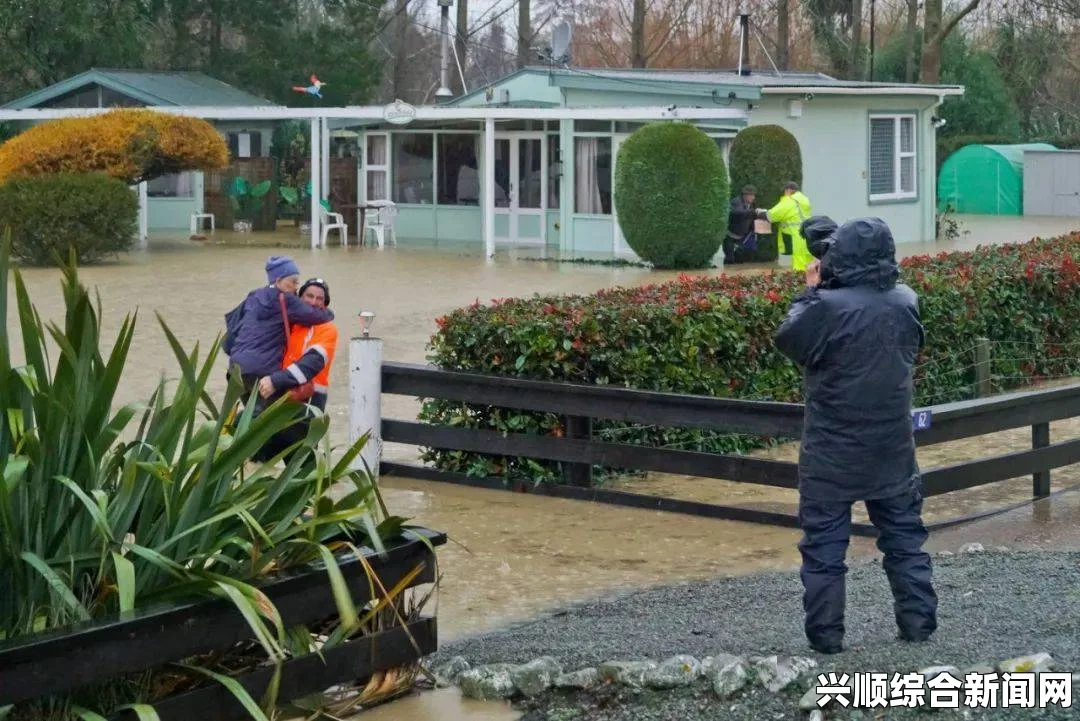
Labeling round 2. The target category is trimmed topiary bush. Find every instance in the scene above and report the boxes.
[728,125,803,262]
[0,173,138,265]
[613,122,728,269]
[420,234,1080,484]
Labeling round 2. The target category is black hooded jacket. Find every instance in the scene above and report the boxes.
[774,217,925,502]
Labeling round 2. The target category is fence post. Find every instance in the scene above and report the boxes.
[1032,422,1051,499]
[349,311,382,483]
[974,337,992,398]
[563,415,593,487]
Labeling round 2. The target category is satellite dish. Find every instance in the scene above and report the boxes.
[551,20,572,64]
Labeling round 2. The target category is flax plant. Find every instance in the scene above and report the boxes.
[0,235,418,719]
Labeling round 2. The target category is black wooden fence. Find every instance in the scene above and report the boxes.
[380,362,1080,536]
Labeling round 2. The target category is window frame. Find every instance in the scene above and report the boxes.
[868,113,918,203]
[362,132,390,202]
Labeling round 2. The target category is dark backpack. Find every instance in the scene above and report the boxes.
[223,300,246,355]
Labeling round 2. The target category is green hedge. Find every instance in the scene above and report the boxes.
[0,173,137,265]
[419,234,1080,483]
[613,122,728,269]
[728,125,802,263]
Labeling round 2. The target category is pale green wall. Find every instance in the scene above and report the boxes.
[749,95,939,245]
[453,71,563,107]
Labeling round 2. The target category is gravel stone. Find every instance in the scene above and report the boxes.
[643,655,700,689]
[511,657,563,697]
[598,660,657,688]
[998,652,1054,673]
[458,664,517,700]
[437,551,1080,721]
[554,667,601,690]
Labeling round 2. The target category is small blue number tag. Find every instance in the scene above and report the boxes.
[912,410,932,431]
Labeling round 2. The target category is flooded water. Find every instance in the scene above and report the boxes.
[6,216,1080,721]
[357,688,519,721]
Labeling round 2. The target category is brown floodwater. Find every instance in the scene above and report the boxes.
[6,216,1080,721]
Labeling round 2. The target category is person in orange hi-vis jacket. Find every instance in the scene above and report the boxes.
[253,278,338,463]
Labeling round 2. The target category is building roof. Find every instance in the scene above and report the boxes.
[446,66,963,106]
[3,69,277,109]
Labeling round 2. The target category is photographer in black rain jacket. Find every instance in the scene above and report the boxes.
[774,216,937,655]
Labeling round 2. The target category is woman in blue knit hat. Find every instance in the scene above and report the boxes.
[223,255,334,405]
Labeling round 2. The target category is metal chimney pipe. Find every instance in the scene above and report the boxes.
[738,12,751,76]
[436,0,453,98]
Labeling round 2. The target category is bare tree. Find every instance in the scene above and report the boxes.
[517,0,532,66]
[919,0,980,83]
[903,0,918,82]
[776,0,790,69]
[631,0,647,66]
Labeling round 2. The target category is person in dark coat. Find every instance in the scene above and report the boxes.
[723,185,757,264]
[223,256,335,405]
[773,217,937,655]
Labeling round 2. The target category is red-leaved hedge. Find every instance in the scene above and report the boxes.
[419,234,1080,483]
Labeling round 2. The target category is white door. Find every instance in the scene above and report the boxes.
[494,133,546,243]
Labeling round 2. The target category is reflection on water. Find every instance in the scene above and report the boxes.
[353,688,519,721]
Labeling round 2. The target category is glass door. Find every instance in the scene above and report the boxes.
[494,132,546,243]
[515,135,545,243]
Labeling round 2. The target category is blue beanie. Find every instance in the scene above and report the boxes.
[266,255,300,284]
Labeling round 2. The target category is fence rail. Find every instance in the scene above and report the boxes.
[377,362,1080,534]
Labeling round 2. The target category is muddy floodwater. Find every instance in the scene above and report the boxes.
[6,216,1080,721]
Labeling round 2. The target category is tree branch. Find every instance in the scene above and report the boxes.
[930,0,980,46]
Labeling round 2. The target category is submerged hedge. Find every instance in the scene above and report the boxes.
[419,234,1080,483]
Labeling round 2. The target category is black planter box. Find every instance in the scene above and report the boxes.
[0,527,446,718]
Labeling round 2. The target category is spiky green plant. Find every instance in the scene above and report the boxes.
[0,233,417,719]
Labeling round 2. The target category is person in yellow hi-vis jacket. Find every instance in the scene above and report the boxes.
[757,182,814,271]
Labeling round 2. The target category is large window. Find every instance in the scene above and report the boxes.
[574,136,612,214]
[869,114,917,201]
[146,172,194,198]
[393,133,434,204]
[364,134,389,201]
[438,134,479,205]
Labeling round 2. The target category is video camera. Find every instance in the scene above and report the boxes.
[801,216,838,260]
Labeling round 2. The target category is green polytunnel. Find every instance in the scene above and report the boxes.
[937,143,1057,216]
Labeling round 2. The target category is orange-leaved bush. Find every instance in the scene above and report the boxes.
[0,109,229,184]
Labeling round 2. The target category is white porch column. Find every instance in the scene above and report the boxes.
[483,117,495,259]
[310,117,322,249]
[137,181,148,248]
[320,118,331,196]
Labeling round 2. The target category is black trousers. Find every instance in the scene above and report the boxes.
[797,487,938,648]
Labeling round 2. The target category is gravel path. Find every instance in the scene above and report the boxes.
[436,550,1080,720]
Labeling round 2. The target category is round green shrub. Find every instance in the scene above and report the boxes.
[0,172,137,266]
[613,122,729,269]
[728,125,803,262]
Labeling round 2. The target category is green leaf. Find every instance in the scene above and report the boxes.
[19,552,91,622]
[70,706,109,721]
[114,705,160,721]
[112,552,136,613]
[178,665,271,721]
[316,544,359,631]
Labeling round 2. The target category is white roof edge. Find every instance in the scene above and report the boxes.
[762,86,964,97]
[0,105,750,122]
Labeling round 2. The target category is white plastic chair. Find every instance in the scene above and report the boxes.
[190,212,215,234]
[320,207,348,247]
[364,200,397,247]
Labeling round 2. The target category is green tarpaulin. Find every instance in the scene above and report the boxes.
[937,143,1057,216]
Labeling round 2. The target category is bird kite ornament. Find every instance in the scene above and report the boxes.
[292,74,325,99]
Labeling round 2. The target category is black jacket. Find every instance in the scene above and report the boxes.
[774,217,925,502]
[727,196,756,240]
